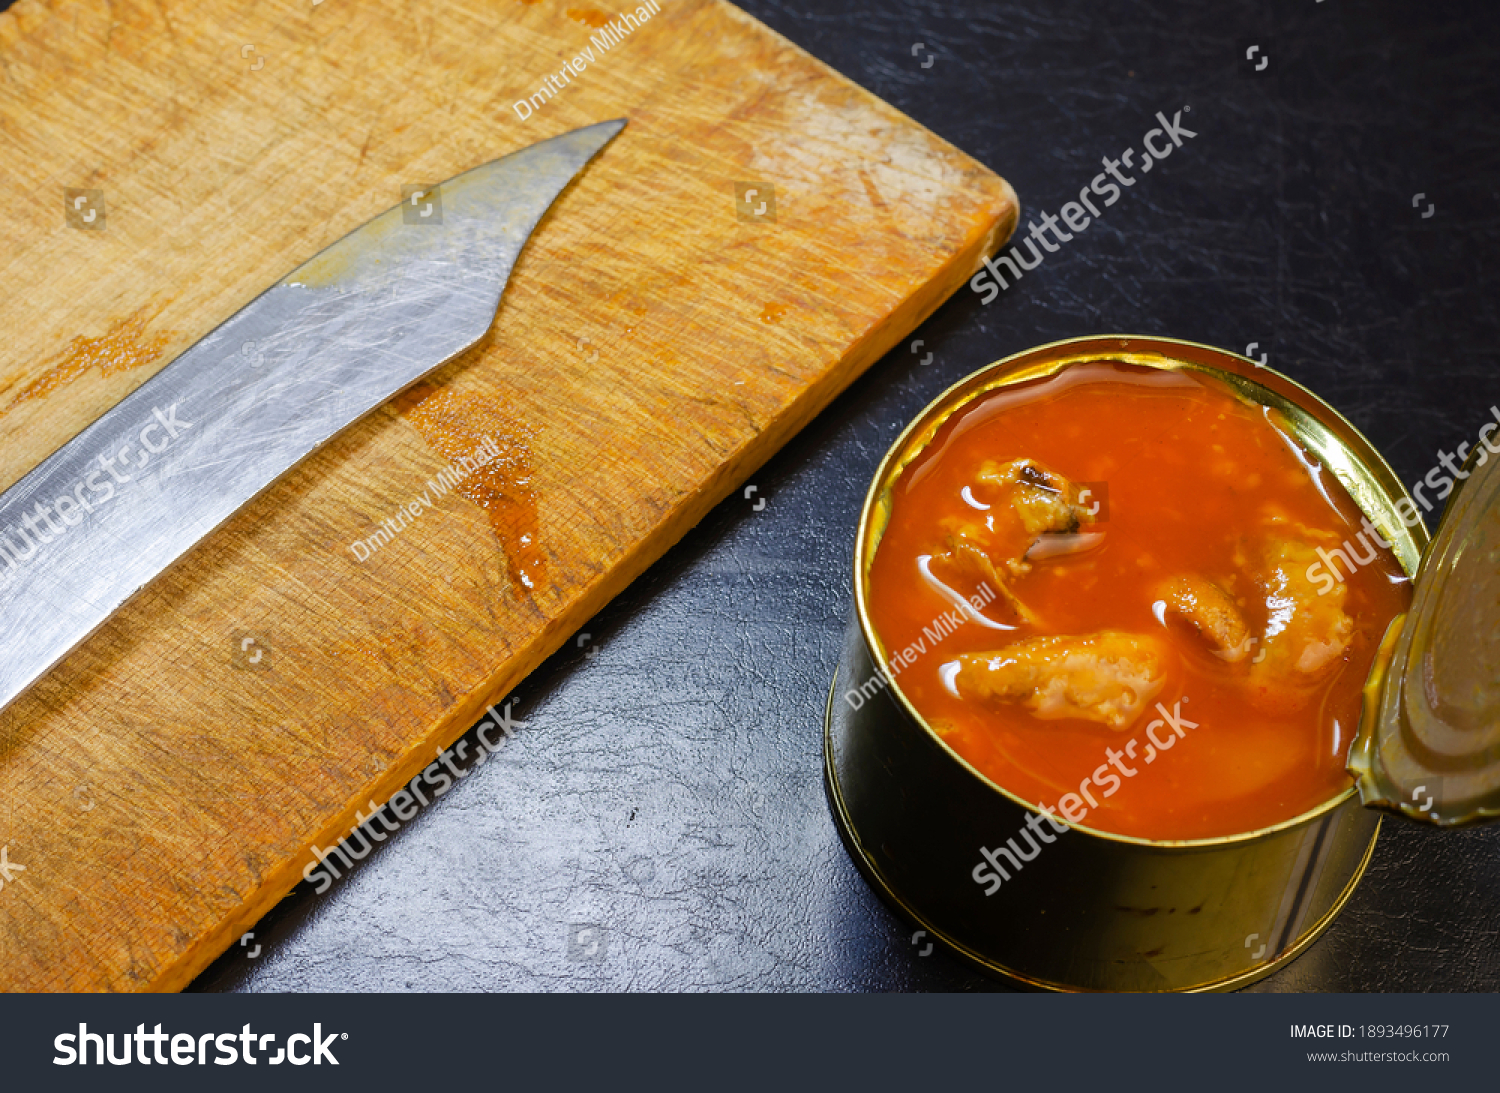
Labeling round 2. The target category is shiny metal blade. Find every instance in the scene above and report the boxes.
[0,118,626,714]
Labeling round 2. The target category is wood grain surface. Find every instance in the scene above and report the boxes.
[0,0,1016,991]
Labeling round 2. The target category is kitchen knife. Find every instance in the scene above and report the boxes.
[0,118,626,716]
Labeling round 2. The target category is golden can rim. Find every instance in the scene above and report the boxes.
[851,334,1430,850]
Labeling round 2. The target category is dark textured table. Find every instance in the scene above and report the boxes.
[189,0,1500,991]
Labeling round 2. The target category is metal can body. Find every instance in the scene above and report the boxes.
[825,336,1426,992]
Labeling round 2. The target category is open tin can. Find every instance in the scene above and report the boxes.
[825,334,1499,991]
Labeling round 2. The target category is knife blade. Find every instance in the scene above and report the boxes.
[0,118,626,716]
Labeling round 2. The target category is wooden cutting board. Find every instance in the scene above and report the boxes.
[0,0,1016,990]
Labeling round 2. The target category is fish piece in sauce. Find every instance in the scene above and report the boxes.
[926,458,1096,624]
[929,527,1036,624]
[953,631,1167,728]
[1158,575,1252,662]
[974,458,1094,575]
[1246,536,1354,712]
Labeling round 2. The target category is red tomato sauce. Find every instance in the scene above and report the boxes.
[865,362,1412,840]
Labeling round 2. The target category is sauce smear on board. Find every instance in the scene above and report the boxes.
[398,383,546,598]
[865,362,1411,840]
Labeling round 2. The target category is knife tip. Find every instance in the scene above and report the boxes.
[558,117,627,159]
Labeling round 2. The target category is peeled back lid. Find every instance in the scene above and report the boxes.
[1350,434,1500,826]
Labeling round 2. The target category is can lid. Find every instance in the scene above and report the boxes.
[1349,440,1500,826]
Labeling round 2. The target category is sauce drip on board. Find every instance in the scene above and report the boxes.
[397,383,545,598]
[566,8,612,27]
[0,308,171,421]
[865,362,1412,840]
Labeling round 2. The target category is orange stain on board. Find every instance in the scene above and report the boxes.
[759,301,788,324]
[567,8,611,27]
[0,309,171,420]
[397,384,546,598]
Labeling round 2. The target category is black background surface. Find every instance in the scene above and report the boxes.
[11,0,1500,992]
